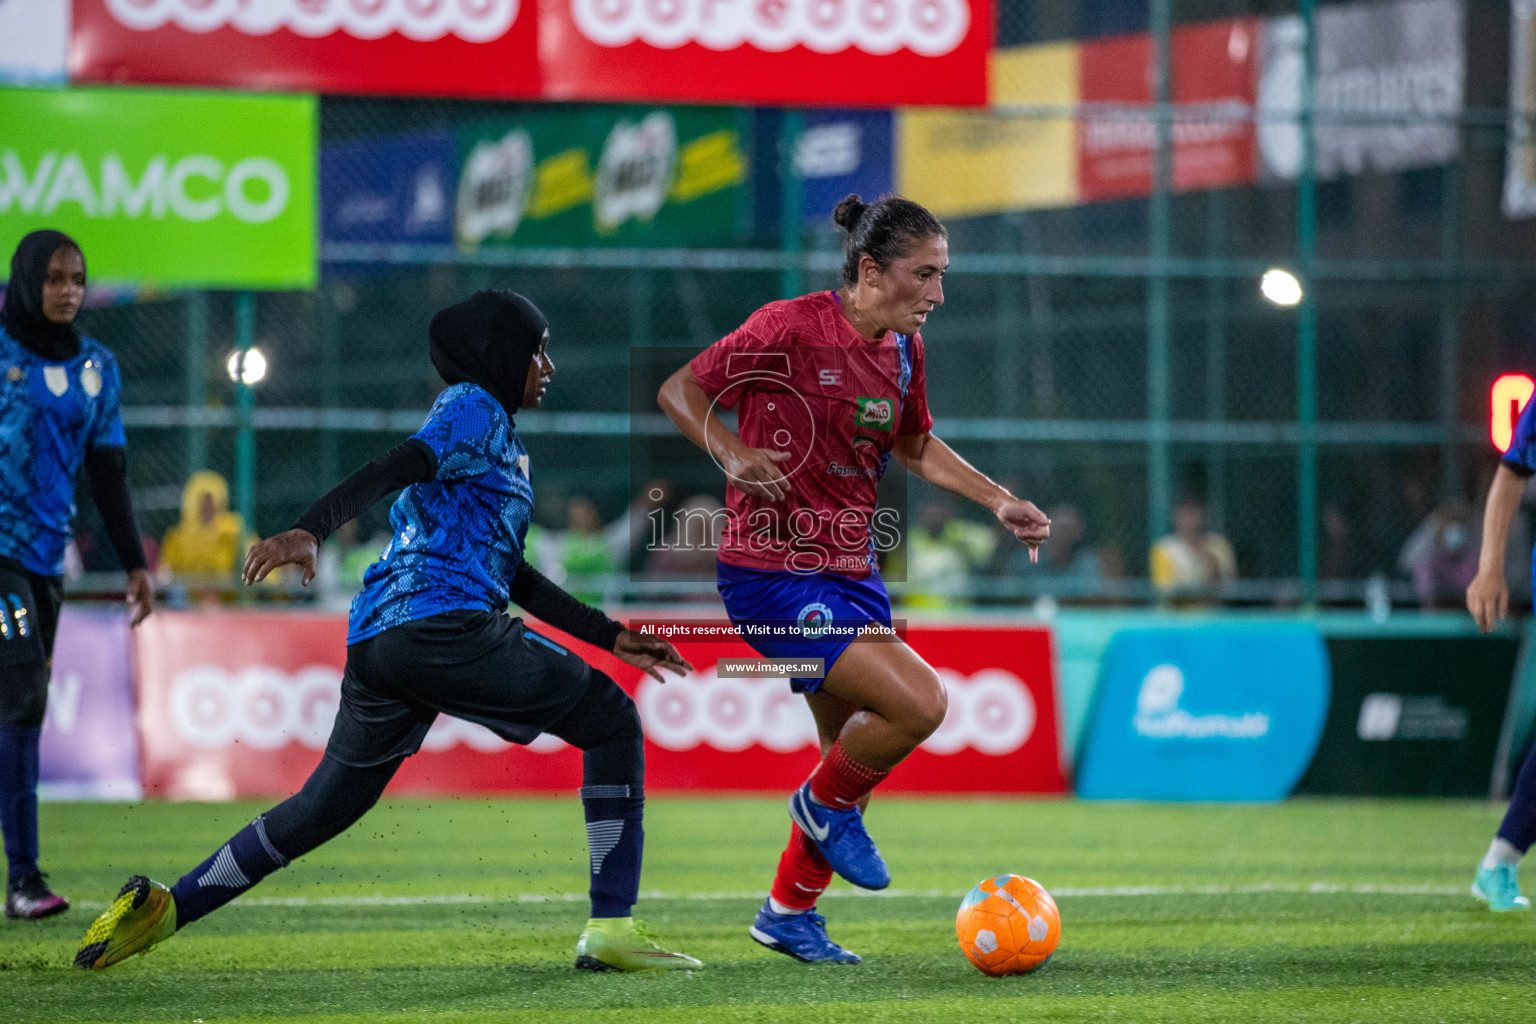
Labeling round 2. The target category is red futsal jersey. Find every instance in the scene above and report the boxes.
[689,291,933,578]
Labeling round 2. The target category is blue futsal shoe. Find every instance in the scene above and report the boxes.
[1472,863,1531,912]
[750,901,862,964]
[788,782,890,890]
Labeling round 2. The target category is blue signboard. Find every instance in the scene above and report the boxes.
[799,110,894,226]
[1076,626,1331,801]
[321,131,455,247]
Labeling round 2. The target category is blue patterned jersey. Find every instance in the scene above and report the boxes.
[347,383,533,644]
[0,325,126,576]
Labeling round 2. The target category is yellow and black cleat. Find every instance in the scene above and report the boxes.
[74,876,177,970]
[574,917,702,972]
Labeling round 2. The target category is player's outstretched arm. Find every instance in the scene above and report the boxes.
[243,437,437,586]
[894,432,1051,559]
[657,365,791,502]
[1468,463,1528,632]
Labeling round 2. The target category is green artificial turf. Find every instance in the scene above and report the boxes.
[2,797,1533,1022]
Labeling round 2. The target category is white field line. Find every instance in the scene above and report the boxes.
[73,881,1467,912]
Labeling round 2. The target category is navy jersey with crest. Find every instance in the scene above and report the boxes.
[347,383,534,644]
[0,325,126,576]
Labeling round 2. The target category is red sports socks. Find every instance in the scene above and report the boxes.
[807,740,889,809]
[769,824,833,912]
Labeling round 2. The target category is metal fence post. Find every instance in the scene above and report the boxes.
[233,292,257,576]
[1439,161,1462,498]
[184,291,208,475]
[1147,0,1173,556]
[1205,191,1229,533]
[1298,0,1320,604]
[781,110,804,300]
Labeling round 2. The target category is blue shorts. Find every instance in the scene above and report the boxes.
[716,561,893,693]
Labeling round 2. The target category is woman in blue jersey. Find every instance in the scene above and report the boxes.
[76,291,701,973]
[1467,394,1536,911]
[0,230,153,921]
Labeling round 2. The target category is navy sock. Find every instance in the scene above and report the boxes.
[581,785,644,919]
[169,815,288,927]
[0,725,41,885]
[1498,742,1536,853]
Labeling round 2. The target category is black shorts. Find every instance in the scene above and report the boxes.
[324,610,594,768]
[0,559,64,671]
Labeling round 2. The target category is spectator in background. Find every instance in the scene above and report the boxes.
[905,494,997,609]
[1320,502,1364,581]
[1150,495,1236,605]
[1411,498,1480,610]
[161,471,249,603]
[557,496,617,603]
[1009,503,1103,597]
[644,494,726,602]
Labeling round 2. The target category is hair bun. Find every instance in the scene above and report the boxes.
[832,194,867,232]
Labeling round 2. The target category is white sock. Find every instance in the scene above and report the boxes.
[768,897,810,916]
[1481,838,1524,870]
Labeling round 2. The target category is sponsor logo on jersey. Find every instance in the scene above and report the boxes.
[818,368,843,386]
[854,396,893,431]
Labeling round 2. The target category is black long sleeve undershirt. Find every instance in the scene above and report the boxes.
[507,560,626,652]
[84,445,148,573]
[292,438,437,543]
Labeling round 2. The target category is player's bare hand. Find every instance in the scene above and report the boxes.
[1467,569,1509,634]
[997,499,1051,563]
[243,529,318,586]
[125,568,155,627]
[613,629,694,683]
[722,446,793,502]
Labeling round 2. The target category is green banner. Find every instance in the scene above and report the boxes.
[455,105,747,249]
[0,87,316,289]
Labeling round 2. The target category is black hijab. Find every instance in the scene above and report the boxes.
[428,290,547,421]
[2,229,85,361]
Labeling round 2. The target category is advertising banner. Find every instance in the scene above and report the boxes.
[1077,18,1258,202]
[798,110,894,227]
[455,106,747,249]
[0,0,68,85]
[39,608,141,801]
[134,612,1065,798]
[1506,0,1536,217]
[322,132,456,248]
[899,42,1079,219]
[0,87,316,289]
[1075,626,1330,801]
[1295,637,1518,797]
[70,0,541,99]
[536,0,991,107]
[1257,0,1463,182]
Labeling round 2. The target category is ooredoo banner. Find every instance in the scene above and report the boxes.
[536,0,991,106]
[70,0,542,98]
[0,87,316,289]
[134,612,1065,798]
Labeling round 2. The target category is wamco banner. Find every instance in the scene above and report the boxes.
[455,105,746,249]
[0,87,316,288]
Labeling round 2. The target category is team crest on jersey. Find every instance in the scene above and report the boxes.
[797,601,834,639]
[81,362,102,398]
[43,365,68,396]
[6,366,21,383]
[855,396,894,432]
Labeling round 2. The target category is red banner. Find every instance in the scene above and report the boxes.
[536,0,990,106]
[70,0,542,98]
[1077,18,1259,202]
[134,612,1064,798]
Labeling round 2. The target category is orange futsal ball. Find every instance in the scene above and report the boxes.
[955,874,1061,976]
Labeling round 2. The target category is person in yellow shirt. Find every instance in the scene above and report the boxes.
[1150,496,1236,605]
[161,471,245,586]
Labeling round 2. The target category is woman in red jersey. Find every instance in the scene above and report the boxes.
[658,194,1051,963]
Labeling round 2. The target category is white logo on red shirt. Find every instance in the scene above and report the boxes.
[105,0,520,44]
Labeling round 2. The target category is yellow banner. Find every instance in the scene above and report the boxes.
[898,42,1079,219]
